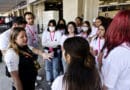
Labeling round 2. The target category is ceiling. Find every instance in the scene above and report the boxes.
[0,0,25,14]
[0,0,129,14]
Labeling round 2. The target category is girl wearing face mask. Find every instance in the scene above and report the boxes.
[56,19,67,35]
[80,21,91,41]
[42,19,62,85]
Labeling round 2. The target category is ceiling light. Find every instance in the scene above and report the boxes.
[125,0,130,3]
[109,2,119,5]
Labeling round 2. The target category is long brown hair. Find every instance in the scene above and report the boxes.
[63,37,101,90]
[9,27,26,54]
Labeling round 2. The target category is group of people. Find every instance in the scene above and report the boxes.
[0,10,130,90]
[0,12,53,90]
[52,10,130,90]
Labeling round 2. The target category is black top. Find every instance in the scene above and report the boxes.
[18,46,38,90]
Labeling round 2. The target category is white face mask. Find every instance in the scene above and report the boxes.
[81,26,88,32]
[49,26,55,32]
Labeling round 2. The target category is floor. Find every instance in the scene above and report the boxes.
[0,57,51,90]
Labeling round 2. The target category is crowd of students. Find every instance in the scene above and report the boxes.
[0,10,130,90]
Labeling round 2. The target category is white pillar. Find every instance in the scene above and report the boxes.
[77,0,84,17]
[17,9,21,16]
[63,0,79,23]
[83,0,99,23]
[63,0,99,23]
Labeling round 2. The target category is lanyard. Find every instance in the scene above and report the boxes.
[26,24,36,41]
[98,38,101,51]
[50,32,55,41]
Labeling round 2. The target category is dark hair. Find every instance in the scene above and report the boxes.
[102,10,130,57]
[65,21,78,35]
[56,19,66,30]
[63,37,101,90]
[75,16,83,22]
[100,17,112,31]
[47,19,57,31]
[94,17,111,40]
[96,16,106,24]
[12,16,27,25]
[83,21,92,35]
[24,12,35,19]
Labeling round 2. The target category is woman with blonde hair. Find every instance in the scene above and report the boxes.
[4,27,52,90]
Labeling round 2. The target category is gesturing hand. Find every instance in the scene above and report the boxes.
[42,52,53,60]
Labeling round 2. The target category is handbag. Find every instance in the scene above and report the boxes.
[33,59,41,71]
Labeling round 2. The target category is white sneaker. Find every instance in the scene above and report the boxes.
[35,82,38,86]
[38,88,43,90]
[48,82,52,86]
[36,76,42,81]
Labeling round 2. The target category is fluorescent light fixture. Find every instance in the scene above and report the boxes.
[109,2,118,5]
[125,0,130,3]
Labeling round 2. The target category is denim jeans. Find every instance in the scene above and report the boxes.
[45,57,60,82]
[62,57,68,73]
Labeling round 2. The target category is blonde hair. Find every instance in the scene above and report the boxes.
[9,27,26,54]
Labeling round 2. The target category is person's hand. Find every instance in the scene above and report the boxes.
[42,52,53,61]
[90,48,98,56]
[91,50,98,56]
[97,52,103,63]
[97,52,103,71]
[94,50,98,56]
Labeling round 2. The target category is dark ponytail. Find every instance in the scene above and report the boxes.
[84,53,95,69]
[63,37,101,90]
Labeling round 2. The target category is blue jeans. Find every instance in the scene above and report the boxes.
[45,57,60,82]
[62,57,68,73]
